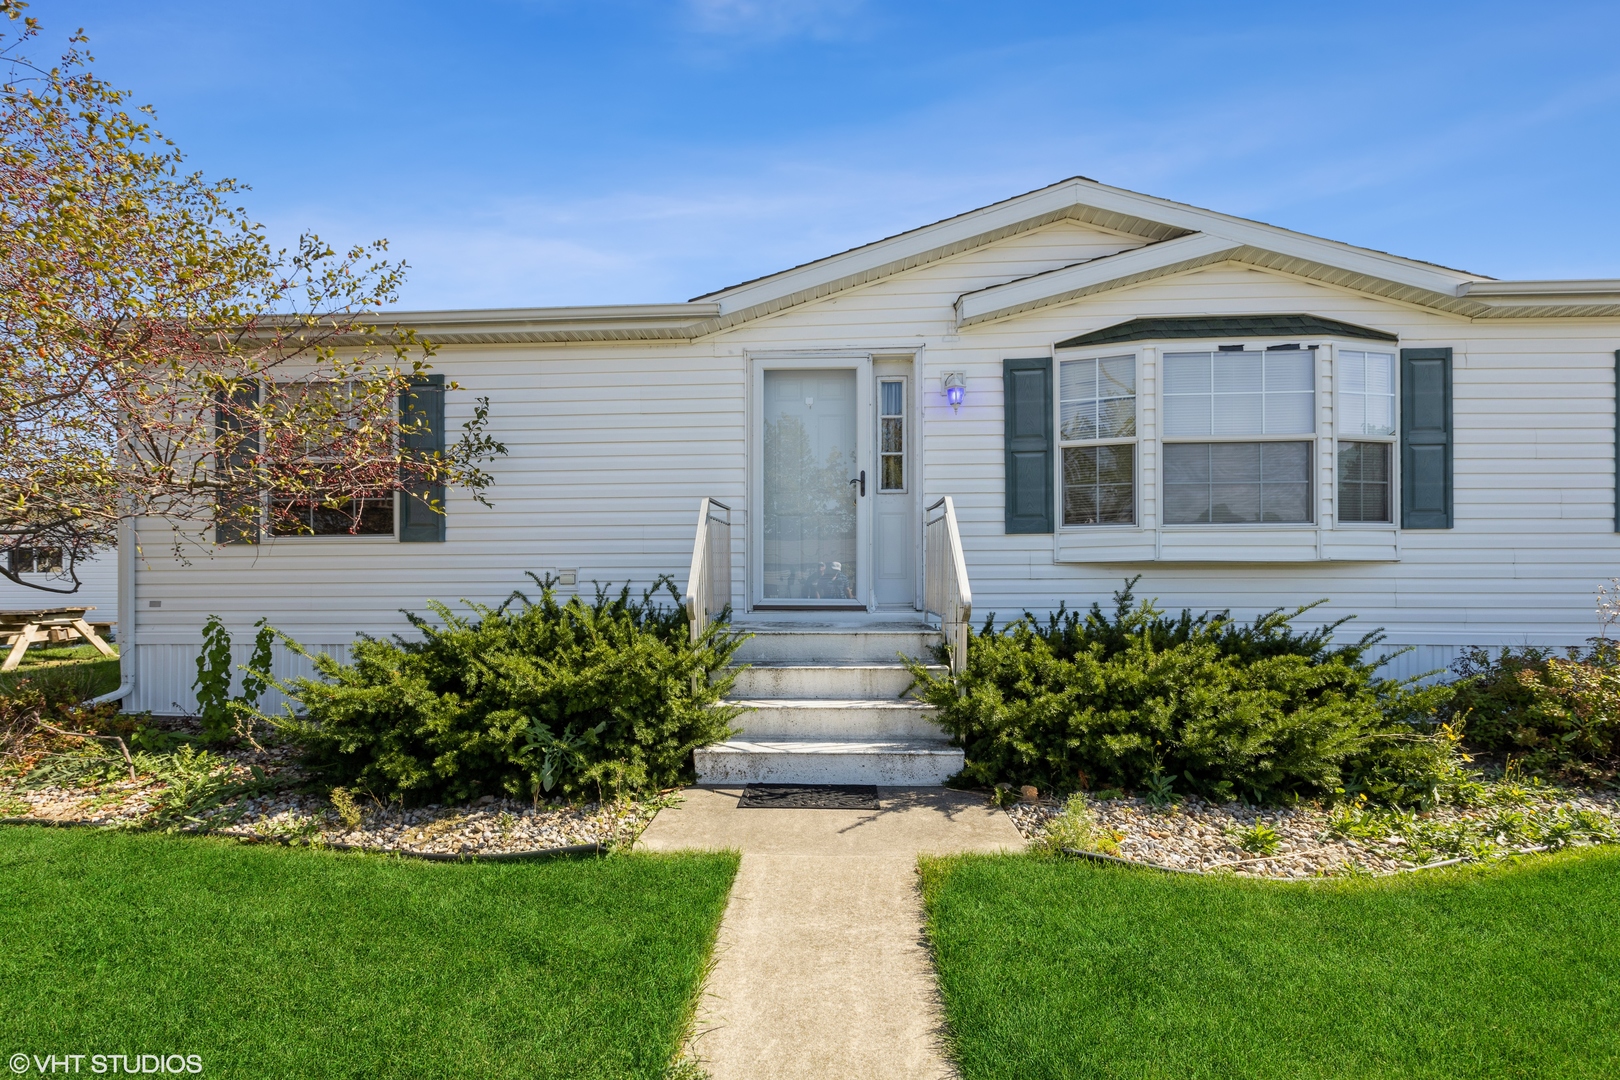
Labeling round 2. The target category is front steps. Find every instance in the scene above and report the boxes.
[695,619,964,786]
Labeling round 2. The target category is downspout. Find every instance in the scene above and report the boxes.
[90,517,136,706]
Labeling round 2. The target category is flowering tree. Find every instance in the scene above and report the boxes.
[0,7,504,594]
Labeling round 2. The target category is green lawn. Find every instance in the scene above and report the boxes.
[0,827,737,1079]
[0,643,120,698]
[922,848,1620,1080]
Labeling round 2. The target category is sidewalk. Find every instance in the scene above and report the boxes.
[638,786,1023,1080]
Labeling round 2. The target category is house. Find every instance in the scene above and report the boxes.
[1,549,120,638]
[113,178,1620,781]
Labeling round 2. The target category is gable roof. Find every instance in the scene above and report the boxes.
[376,178,1620,344]
[1054,314,1398,350]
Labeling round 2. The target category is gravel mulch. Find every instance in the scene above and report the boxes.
[1,735,667,857]
[1006,785,1620,878]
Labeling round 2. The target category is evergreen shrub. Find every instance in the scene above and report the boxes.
[268,576,743,804]
[1447,644,1620,774]
[907,579,1463,807]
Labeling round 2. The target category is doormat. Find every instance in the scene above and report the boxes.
[738,784,881,810]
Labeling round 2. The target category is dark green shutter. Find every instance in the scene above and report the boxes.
[400,375,446,542]
[1400,348,1453,529]
[214,383,259,544]
[1004,357,1054,533]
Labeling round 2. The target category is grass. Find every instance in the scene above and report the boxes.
[0,643,120,699]
[921,848,1620,1080]
[0,826,738,1079]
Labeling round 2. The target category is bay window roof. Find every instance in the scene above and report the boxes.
[1053,314,1398,351]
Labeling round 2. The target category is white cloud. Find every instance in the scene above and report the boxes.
[684,0,868,41]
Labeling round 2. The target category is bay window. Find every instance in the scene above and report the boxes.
[1049,329,1408,564]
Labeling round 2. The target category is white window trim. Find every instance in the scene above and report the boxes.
[1051,337,1400,564]
[1159,342,1319,530]
[1331,344,1400,529]
[1055,349,1141,529]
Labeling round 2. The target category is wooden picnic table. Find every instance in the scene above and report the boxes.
[1,607,117,672]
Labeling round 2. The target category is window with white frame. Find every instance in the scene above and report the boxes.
[1059,354,1136,525]
[266,380,395,537]
[1162,348,1315,524]
[1337,349,1396,523]
[878,377,906,492]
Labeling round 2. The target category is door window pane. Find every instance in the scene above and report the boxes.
[878,378,905,493]
[1163,442,1313,524]
[1338,440,1392,522]
[762,369,858,599]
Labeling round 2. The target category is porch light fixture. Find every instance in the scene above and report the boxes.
[943,372,966,412]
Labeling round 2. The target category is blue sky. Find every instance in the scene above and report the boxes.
[42,0,1620,309]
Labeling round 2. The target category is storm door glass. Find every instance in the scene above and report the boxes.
[762,369,858,601]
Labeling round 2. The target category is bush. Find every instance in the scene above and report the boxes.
[1447,644,1620,774]
[266,576,744,805]
[907,580,1460,807]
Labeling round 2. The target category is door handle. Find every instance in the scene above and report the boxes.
[850,470,866,497]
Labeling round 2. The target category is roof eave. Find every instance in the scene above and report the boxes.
[345,303,724,345]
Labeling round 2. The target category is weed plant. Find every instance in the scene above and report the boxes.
[1447,643,1620,776]
[1232,821,1282,856]
[192,616,274,742]
[13,742,277,831]
[1033,793,1121,856]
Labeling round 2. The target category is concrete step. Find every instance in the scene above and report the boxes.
[728,662,941,699]
[727,698,946,740]
[694,738,964,786]
[731,625,941,665]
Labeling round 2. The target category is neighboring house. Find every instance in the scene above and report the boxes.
[1,547,119,637]
[119,178,1620,759]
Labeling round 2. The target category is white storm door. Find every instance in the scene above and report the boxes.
[753,358,874,609]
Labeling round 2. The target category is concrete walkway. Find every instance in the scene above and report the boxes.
[638,786,1023,1080]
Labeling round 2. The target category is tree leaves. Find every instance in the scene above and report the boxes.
[0,16,505,590]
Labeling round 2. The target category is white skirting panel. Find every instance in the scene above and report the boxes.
[122,639,1546,715]
[129,641,352,718]
[1372,644,1468,685]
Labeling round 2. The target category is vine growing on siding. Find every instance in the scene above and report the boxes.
[192,615,274,742]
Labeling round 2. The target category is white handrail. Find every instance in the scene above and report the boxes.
[923,496,972,673]
[683,497,732,642]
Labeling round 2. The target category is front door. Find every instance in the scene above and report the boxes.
[753,359,873,609]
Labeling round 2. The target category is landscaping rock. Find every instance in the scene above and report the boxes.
[1,735,670,856]
[1006,784,1620,878]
